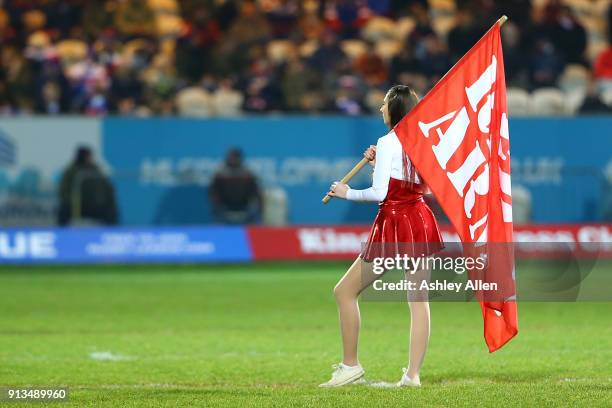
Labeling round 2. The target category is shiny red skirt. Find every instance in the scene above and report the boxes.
[361,178,444,262]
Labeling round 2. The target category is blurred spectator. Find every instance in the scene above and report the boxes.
[81,1,114,38]
[0,9,13,43]
[528,38,564,89]
[282,55,320,111]
[308,30,346,73]
[43,0,82,38]
[219,0,271,73]
[353,42,388,86]
[35,81,66,114]
[323,0,368,39]
[578,79,612,115]
[109,64,144,113]
[214,0,239,31]
[407,2,435,52]
[114,0,156,38]
[142,54,178,115]
[548,5,587,66]
[210,148,262,224]
[331,88,365,115]
[325,57,367,114]
[417,34,451,83]
[65,56,110,114]
[22,9,47,41]
[264,0,300,39]
[502,22,527,87]
[447,7,484,63]
[242,49,282,112]
[176,8,221,82]
[2,46,35,112]
[298,0,325,41]
[390,46,422,80]
[389,46,428,95]
[57,146,118,226]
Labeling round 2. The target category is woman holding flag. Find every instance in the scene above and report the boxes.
[319,85,444,388]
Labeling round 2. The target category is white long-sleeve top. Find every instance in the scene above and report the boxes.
[346,130,420,202]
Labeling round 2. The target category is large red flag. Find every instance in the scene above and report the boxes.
[395,20,518,352]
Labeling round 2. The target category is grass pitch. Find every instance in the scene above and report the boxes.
[0,262,611,407]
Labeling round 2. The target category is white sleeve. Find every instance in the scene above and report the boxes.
[346,137,391,202]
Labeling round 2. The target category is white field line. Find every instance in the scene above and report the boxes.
[45,377,612,391]
[89,351,135,361]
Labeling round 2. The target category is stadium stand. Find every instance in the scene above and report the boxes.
[0,0,610,116]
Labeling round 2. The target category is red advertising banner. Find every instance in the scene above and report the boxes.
[247,224,612,260]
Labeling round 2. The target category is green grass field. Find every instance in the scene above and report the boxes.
[1,262,611,407]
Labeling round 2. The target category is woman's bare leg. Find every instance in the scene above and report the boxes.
[405,301,430,381]
[405,267,431,382]
[333,257,379,366]
[333,257,431,379]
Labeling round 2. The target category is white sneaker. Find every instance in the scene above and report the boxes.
[319,363,365,388]
[397,368,421,387]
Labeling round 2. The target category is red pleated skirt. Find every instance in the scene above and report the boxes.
[361,177,444,262]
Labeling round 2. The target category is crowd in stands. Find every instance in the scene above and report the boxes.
[0,0,610,117]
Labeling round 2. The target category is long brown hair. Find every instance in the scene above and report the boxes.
[386,85,419,128]
[385,85,422,187]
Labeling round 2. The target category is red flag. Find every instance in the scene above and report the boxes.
[395,20,518,352]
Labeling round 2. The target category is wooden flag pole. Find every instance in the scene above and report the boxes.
[322,15,508,205]
[322,157,369,204]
